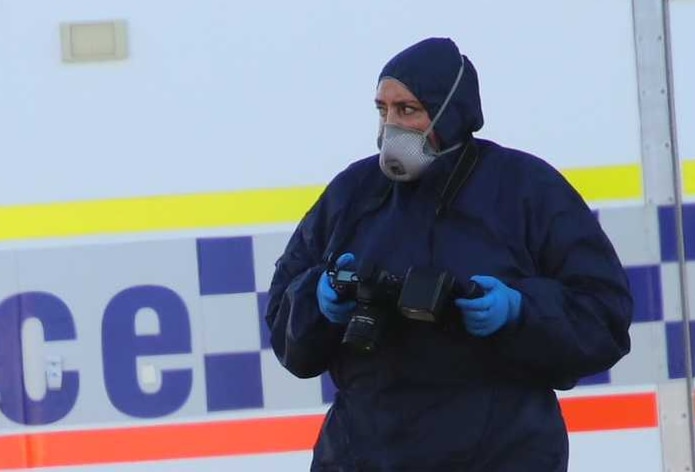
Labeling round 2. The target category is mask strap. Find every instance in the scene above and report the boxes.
[423,60,465,137]
[434,140,463,157]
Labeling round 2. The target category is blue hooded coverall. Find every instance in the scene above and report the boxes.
[265,38,633,471]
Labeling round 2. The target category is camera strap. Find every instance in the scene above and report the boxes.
[435,138,479,217]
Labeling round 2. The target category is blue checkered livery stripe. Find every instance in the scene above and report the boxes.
[194,203,695,408]
[196,235,338,405]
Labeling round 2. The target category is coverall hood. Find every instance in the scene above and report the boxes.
[378,37,484,150]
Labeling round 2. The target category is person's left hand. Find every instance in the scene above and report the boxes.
[455,275,522,337]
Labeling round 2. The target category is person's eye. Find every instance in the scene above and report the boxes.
[376,106,386,117]
[401,105,417,115]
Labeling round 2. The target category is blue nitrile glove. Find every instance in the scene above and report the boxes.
[454,275,522,337]
[316,253,357,324]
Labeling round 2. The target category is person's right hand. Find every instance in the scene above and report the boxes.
[317,253,357,324]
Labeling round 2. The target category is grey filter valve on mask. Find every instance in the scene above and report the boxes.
[378,124,437,181]
[378,61,466,182]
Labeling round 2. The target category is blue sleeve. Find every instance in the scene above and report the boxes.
[264,177,353,379]
[497,178,633,387]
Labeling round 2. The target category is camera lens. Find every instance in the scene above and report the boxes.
[341,308,384,353]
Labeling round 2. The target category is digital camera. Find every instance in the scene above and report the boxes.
[327,262,483,354]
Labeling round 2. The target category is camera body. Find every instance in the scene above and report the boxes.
[327,262,483,354]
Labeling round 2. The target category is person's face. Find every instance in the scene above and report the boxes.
[375,78,439,149]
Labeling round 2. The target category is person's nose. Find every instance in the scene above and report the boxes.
[384,108,394,124]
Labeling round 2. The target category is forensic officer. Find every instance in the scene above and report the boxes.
[266,37,632,471]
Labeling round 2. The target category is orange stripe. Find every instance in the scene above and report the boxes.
[0,415,324,469]
[0,393,657,468]
[560,392,658,432]
[0,434,29,468]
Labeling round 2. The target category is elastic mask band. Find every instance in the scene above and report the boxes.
[423,60,465,137]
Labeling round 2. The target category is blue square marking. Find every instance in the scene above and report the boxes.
[197,236,256,295]
[321,373,337,404]
[658,203,695,262]
[666,321,695,379]
[577,370,610,386]
[257,292,272,349]
[625,265,663,322]
[204,352,263,411]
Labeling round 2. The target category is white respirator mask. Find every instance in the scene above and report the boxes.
[377,63,465,182]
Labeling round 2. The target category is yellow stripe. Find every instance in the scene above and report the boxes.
[684,159,695,195]
[0,187,324,241]
[0,162,692,241]
[562,164,642,201]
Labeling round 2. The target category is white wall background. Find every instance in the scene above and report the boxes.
[0,0,642,206]
[670,0,695,164]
